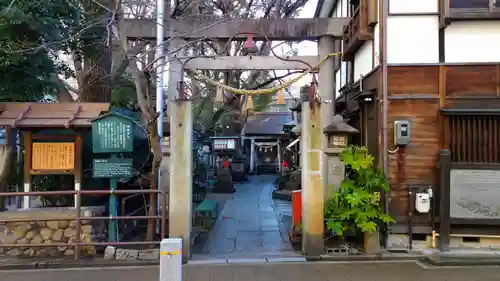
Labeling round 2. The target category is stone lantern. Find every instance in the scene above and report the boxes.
[323,114,359,197]
[324,115,359,150]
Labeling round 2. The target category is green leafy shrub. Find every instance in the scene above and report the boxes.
[325,146,394,236]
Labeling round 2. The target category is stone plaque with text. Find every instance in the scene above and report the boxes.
[450,169,500,219]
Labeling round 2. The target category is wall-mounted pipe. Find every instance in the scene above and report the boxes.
[381,0,390,248]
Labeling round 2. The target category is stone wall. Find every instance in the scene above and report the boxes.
[0,206,106,257]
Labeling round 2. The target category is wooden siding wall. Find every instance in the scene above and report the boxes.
[386,66,440,230]
[445,65,500,98]
[385,64,500,233]
[447,115,500,163]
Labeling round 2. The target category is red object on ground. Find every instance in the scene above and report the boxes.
[282,160,288,168]
[223,160,229,168]
[291,190,302,236]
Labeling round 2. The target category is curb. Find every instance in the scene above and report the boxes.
[305,253,426,262]
[0,254,422,270]
[0,259,162,270]
[4,252,500,270]
[425,254,500,267]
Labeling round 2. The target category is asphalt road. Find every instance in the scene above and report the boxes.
[1,261,500,281]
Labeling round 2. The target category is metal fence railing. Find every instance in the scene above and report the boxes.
[120,193,150,237]
[0,189,167,260]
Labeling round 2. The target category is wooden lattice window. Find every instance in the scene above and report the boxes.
[447,115,500,163]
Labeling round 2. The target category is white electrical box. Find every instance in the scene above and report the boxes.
[415,193,430,214]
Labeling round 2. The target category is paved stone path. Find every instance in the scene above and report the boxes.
[2,261,500,281]
[193,175,298,260]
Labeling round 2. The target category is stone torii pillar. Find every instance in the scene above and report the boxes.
[300,36,336,256]
[300,83,325,256]
[318,36,336,200]
[168,39,193,260]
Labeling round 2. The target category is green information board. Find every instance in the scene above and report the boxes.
[92,113,134,154]
[92,158,133,178]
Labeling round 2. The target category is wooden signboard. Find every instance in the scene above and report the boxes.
[212,139,236,150]
[92,113,134,154]
[32,142,75,171]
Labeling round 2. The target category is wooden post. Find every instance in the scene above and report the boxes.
[301,88,324,256]
[168,39,193,260]
[439,149,451,252]
[22,132,32,209]
[250,139,255,173]
[277,139,281,172]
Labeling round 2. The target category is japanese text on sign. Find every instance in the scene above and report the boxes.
[32,142,75,170]
[92,115,133,153]
[92,158,133,178]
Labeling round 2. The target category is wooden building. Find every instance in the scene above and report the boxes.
[316,0,500,246]
[242,112,293,174]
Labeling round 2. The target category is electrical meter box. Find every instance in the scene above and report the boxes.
[394,120,411,146]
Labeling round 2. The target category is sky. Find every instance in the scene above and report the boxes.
[296,0,319,56]
[274,0,320,96]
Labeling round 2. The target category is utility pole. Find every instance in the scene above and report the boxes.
[155,0,166,236]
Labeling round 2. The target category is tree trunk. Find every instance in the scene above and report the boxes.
[77,0,114,103]
[79,49,113,102]
[0,144,13,210]
[146,120,162,241]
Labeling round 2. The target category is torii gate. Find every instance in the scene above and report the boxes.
[124,15,347,259]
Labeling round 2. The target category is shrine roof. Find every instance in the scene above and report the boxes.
[0,102,110,129]
[243,112,293,136]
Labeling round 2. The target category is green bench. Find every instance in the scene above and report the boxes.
[194,199,219,230]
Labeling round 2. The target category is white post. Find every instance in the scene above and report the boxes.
[74,182,81,208]
[160,238,182,281]
[23,183,30,209]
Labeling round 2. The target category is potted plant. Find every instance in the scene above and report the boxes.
[324,145,394,254]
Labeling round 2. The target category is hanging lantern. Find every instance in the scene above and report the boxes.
[246,95,254,111]
[241,34,259,55]
[277,89,285,105]
[215,87,224,103]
